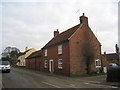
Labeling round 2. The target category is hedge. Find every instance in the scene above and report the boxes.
[106,67,120,82]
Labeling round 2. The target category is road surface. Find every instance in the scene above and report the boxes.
[1,67,119,88]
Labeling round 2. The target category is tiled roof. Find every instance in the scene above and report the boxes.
[26,50,42,59]
[42,24,80,49]
[18,49,31,56]
[105,53,119,60]
[22,49,31,54]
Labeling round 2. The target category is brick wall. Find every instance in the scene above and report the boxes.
[69,24,101,75]
[26,57,41,70]
[41,42,70,75]
[102,55,109,69]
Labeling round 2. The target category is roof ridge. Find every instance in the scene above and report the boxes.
[26,50,42,59]
[42,24,80,49]
[59,24,80,35]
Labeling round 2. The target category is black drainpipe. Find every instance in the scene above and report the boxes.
[100,45,103,73]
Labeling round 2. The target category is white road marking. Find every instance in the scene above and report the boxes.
[42,81,61,88]
[111,86,119,88]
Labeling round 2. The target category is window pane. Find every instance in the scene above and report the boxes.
[58,45,62,54]
[95,59,101,67]
[44,60,47,68]
[58,59,62,69]
[45,49,47,56]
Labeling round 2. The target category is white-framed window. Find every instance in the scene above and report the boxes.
[58,59,63,69]
[44,60,48,68]
[95,59,101,68]
[58,45,62,54]
[45,49,47,56]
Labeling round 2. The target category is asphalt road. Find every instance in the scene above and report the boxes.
[1,67,119,88]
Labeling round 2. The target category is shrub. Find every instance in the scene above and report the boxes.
[106,67,120,82]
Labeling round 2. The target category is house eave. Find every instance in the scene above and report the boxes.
[26,56,41,59]
[42,40,69,49]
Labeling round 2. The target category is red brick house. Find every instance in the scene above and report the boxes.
[101,52,120,72]
[103,52,119,65]
[26,50,42,70]
[39,13,102,75]
[26,14,103,75]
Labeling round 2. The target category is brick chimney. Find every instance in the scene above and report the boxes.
[79,13,88,25]
[104,52,106,58]
[54,29,59,37]
[25,47,28,51]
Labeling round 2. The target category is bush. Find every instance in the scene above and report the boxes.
[107,67,120,82]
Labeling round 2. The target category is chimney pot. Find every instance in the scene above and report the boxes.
[83,13,85,16]
[104,52,106,58]
[104,52,106,55]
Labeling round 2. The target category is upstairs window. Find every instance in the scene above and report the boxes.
[95,59,101,68]
[58,59,63,69]
[44,60,48,68]
[58,45,62,55]
[45,49,47,56]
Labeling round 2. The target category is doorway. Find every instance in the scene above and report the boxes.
[49,60,54,73]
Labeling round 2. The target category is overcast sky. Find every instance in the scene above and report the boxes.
[0,0,119,55]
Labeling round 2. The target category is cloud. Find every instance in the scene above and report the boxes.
[0,0,119,54]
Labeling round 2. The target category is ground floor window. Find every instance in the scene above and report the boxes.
[58,59,63,69]
[95,59,101,68]
[44,60,48,68]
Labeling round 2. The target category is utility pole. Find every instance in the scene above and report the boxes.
[115,44,119,65]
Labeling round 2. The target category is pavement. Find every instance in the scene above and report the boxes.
[1,67,120,88]
[42,71,120,88]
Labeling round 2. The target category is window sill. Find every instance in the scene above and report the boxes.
[58,53,62,55]
[58,67,62,69]
[96,66,101,68]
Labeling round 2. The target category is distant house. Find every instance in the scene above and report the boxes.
[16,47,36,67]
[26,14,103,75]
[103,52,119,65]
[26,50,42,70]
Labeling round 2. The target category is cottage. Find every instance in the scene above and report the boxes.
[39,13,102,75]
[16,47,36,67]
[25,14,102,75]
